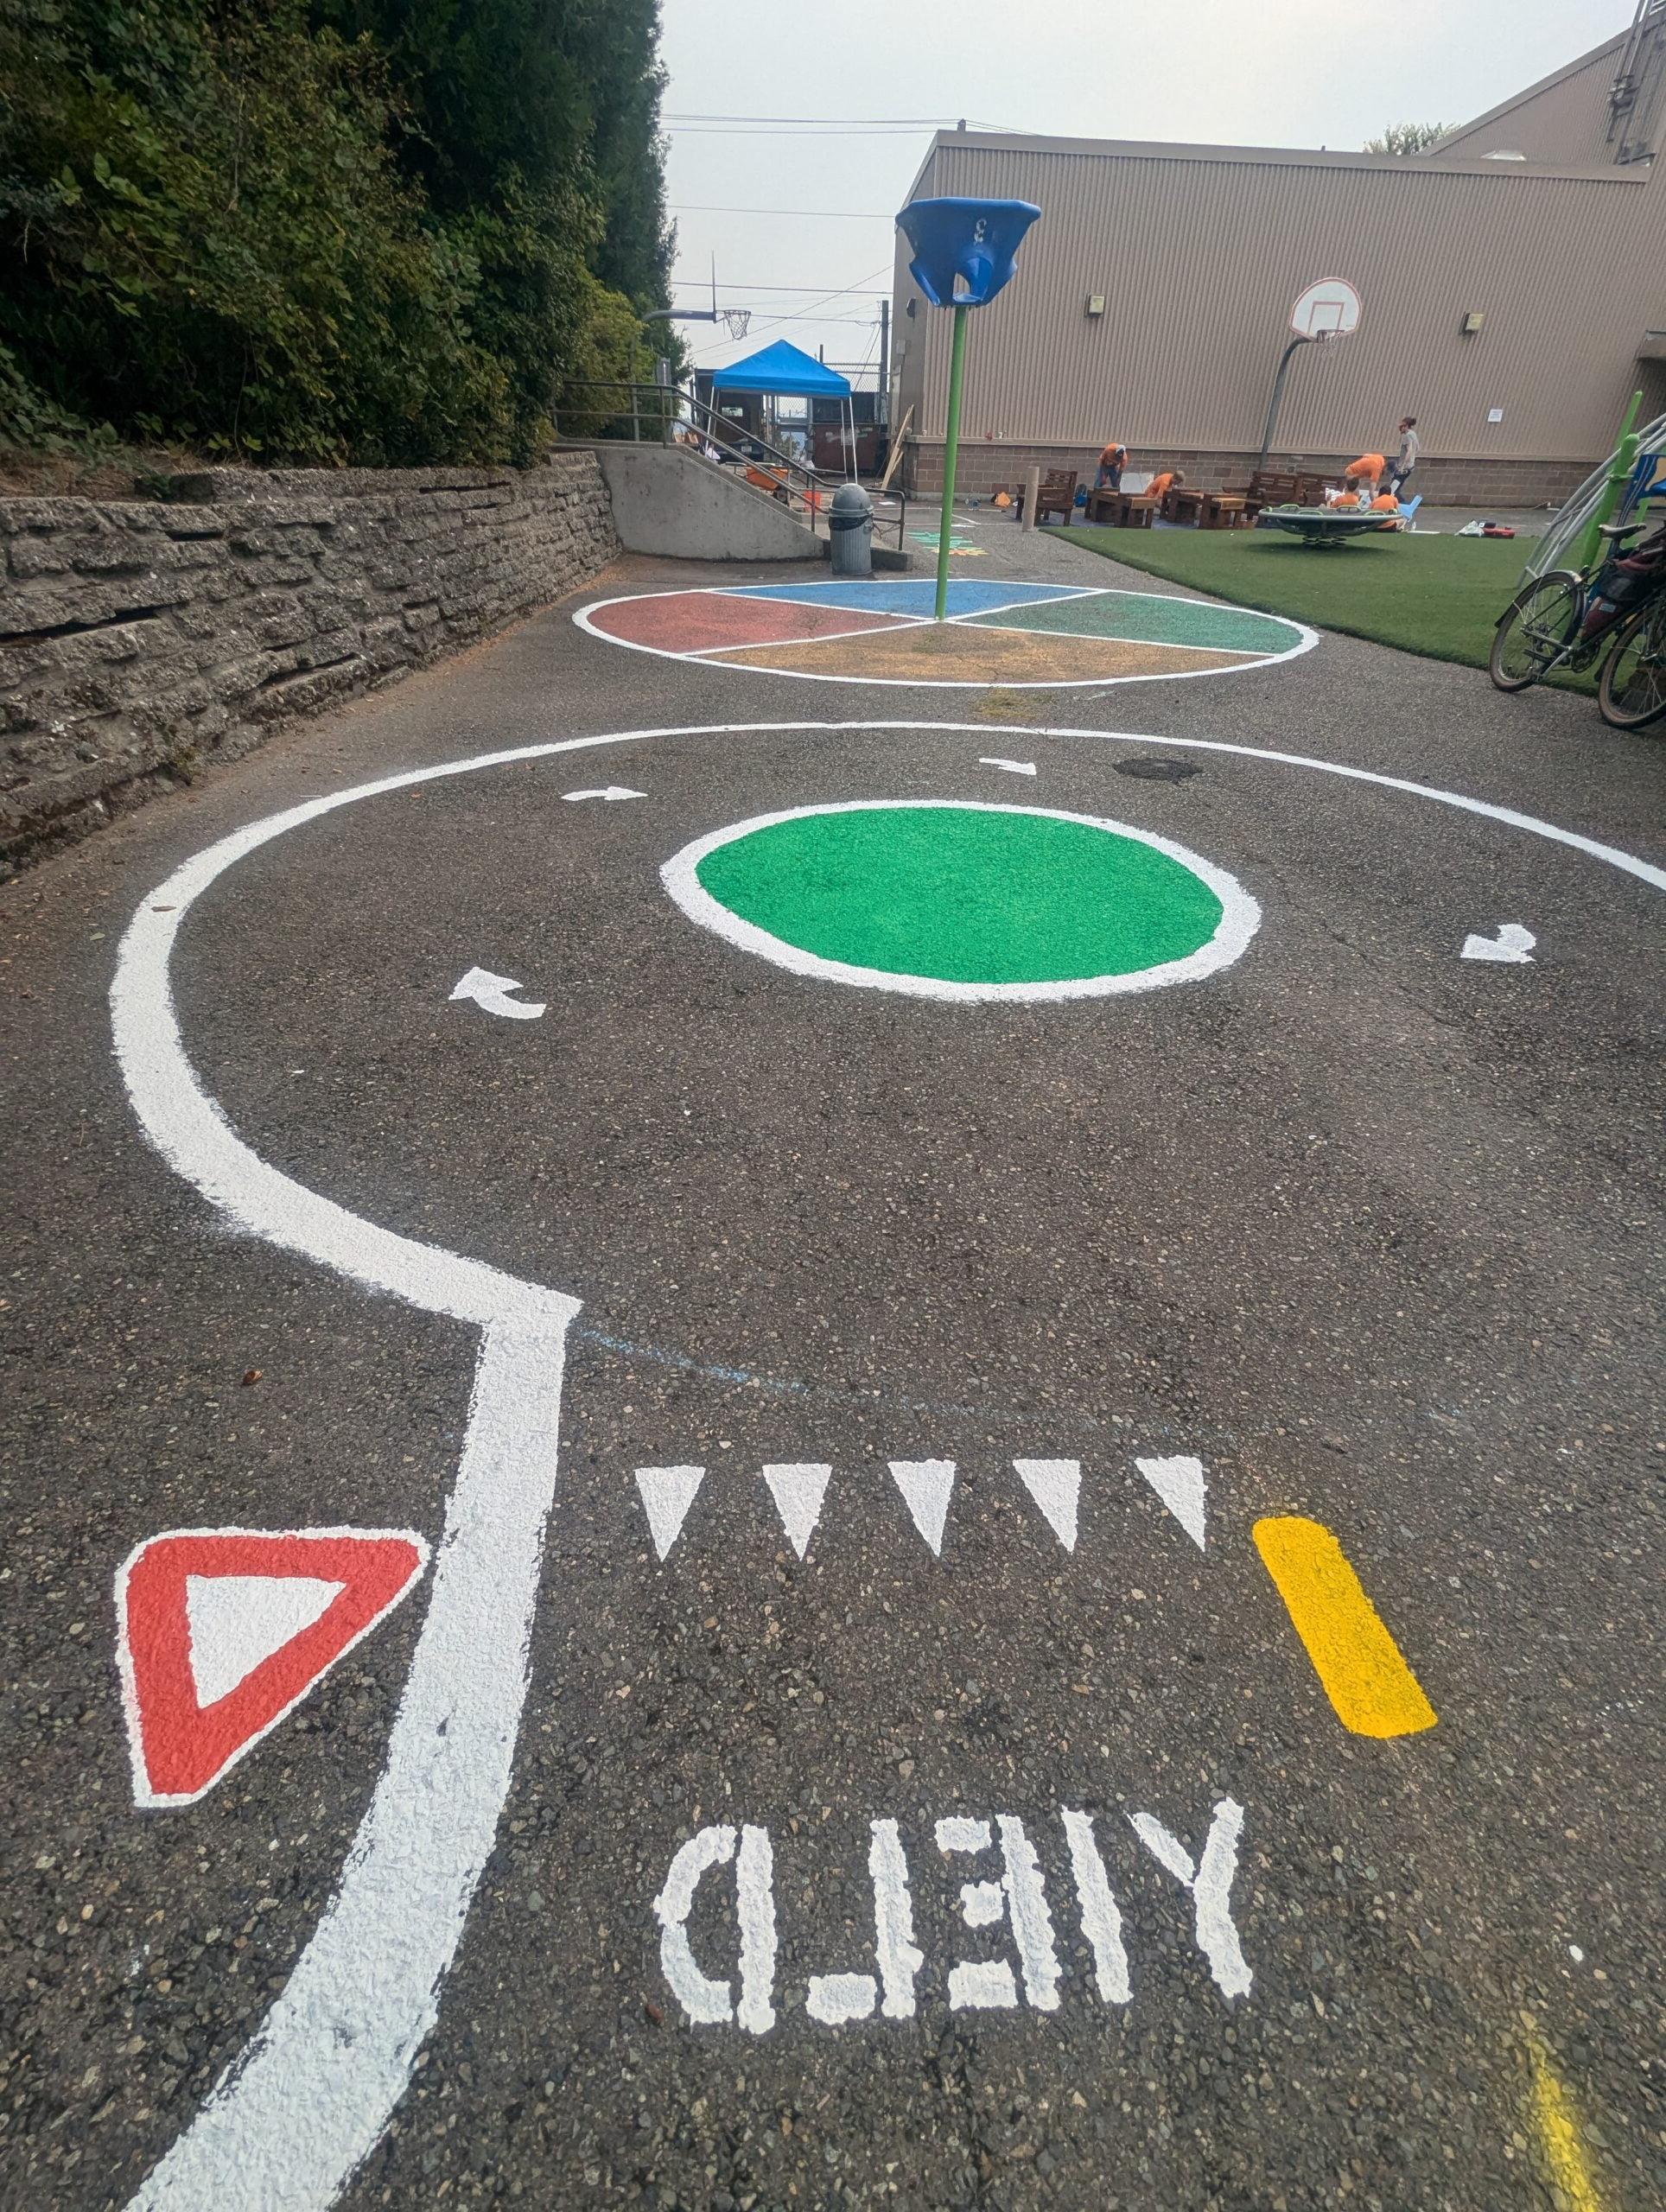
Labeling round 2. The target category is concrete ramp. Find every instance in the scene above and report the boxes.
[582,444,825,563]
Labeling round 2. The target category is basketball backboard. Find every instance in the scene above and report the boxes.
[1290,278,1361,340]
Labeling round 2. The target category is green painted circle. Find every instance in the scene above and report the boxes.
[691,804,1225,985]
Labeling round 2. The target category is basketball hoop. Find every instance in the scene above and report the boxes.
[1289,278,1361,341]
[722,308,751,340]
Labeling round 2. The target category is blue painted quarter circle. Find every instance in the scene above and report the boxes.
[727,580,1097,618]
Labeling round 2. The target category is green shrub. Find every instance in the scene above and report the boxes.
[0,1,671,465]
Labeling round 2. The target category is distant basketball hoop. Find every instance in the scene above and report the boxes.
[722,308,752,340]
[1289,278,1361,341]
[1257,278,1363,471]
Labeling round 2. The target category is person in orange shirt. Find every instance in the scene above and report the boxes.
[1369,486,1401,529]
[1344,452,1386,494]
[1148,467,1184,502]
[1096,441,1129,490]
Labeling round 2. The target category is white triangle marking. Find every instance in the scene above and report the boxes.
[1013,1459,1080,1552]
[888,1459,956,1556]
[635,1465,705,1560]
[1135,1454,1208,1550]
[184,1573,346,1708]
[761,1465,831,1559]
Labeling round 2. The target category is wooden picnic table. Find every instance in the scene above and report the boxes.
[1199,493,1249,530]
[1084,486,1156,528]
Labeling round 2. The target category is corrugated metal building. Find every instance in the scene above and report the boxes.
[891,27,1666,505]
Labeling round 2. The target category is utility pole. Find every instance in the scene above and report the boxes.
[878,299,890,428]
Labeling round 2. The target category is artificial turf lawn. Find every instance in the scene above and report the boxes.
[695,804,1224,983]
[1060,524,1567,679]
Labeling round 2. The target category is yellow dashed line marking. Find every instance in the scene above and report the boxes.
[1252,1516,1438,1738]
[1525,2028,1606,2212]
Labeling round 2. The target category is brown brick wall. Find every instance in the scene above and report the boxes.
[0,454,619,875]
[901,439,1591,510]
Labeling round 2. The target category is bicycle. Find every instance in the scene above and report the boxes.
[1489,517,1666,729]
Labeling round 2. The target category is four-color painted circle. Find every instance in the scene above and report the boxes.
[660,801,1262,1002]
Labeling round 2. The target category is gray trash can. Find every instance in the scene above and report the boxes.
[828,481,874,577]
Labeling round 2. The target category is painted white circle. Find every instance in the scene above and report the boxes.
[573,582,1319,691]
[660,798,1262,1001]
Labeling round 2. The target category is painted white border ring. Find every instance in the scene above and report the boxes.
[660,798,1261,1001]
[572,583,1319,692]
[111,719,1663,2212]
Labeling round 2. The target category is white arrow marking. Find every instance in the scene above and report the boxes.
[1135,1453,1208,1551]
[1013,1459,1080,1552]
[448,967,545,1020]
[1461,922,1536,963]
[762,1464,831,1559]
[887,1459,956,1556]
[979,756,1038,776]
[562,785,646,803]
[635,1466,705,1561]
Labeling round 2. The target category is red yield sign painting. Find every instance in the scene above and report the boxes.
[115,1527,429,1807]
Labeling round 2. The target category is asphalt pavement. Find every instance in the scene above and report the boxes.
[2,530,1661,2212]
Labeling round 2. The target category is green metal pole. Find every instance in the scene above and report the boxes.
[935,302,970,620]
[1573,388,1644,572]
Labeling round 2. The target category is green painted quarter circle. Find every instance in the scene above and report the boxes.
[660,801,1262,1003]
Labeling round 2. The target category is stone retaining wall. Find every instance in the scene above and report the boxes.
[1,452,619,875]
[902,439,1591,511]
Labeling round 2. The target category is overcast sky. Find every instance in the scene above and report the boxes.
[658,0,1636,383]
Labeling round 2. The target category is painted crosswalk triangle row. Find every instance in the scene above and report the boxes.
[1013,1459,1081,1551]
[888,1459,956,1556]
[635,1465,705,1560]
[1135,1454,1208,1550]
[762,1464,831,1559]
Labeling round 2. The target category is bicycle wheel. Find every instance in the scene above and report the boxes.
[1489,570,1581,692]
[1597,596,1666,729]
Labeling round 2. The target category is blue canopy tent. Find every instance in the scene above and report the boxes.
[709,340,856,477]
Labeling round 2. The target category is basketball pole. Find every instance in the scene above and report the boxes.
[1256,334,1313,476]
[935,302,970,621]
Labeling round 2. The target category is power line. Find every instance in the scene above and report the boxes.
[672,279,892,296]
[691,263,892,364]
[669,203,894,219]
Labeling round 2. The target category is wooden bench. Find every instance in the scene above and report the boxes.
[1223,469,1330,516]
[1016,468,1079,525]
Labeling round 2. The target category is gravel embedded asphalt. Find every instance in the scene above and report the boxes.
[2,527,1662,2212]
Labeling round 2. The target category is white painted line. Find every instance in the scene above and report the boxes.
[1129,1798,1252,1999]
[869,1818,925,2018]
[887,1459,956,1555]
[653,1825,738,2024]
[111,715,1664,2205]
[573,585,1319,690]
[979,756,1037,776]
[1061,1810,1132,2005]
[562,785,645,803]
[1135,1453,1208,1551]
[635,1466,705,1561]
[761,1463,831,1559]
[448,966,545,1020]
[1461,921,1536,963]
[805,1970,878,2024]
[691,613,934,658]
[129,1318,573,2207]
[661,801,1262,1004]
[1013,1458,1081,1551]
[996,1815,1063,2012]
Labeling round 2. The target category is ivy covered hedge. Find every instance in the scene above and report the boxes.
[0,1,674,466]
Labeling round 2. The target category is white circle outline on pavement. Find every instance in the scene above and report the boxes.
[110,719,1664,2212]
[660,798,1261,1000]
[572,581,1319,690]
